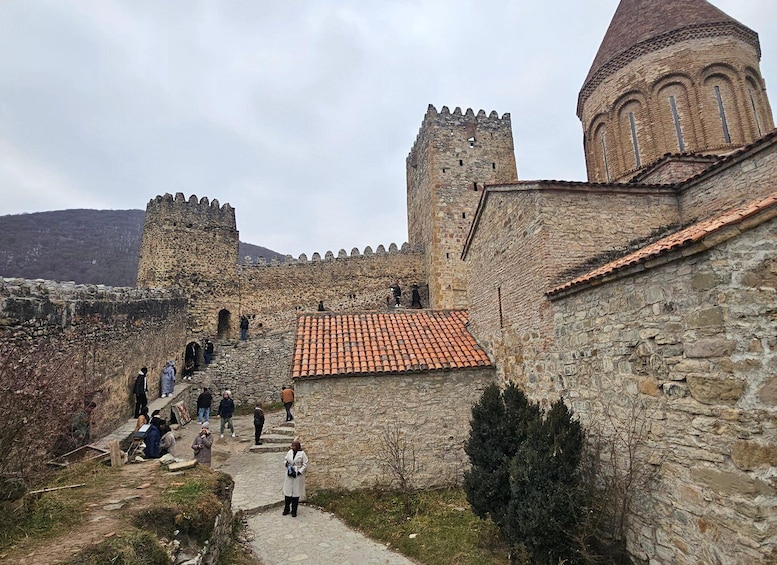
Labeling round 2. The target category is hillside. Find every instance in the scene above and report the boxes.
[0,209,286,287]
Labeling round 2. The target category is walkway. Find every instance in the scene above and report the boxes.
[97,396,416,564]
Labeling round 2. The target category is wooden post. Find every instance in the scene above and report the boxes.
[110,439,123,467]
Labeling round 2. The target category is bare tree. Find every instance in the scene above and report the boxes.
[378,422,417,514]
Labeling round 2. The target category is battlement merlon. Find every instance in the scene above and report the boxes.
[407,104,512,164]
[240,242,424,267]
[144,193,237,230]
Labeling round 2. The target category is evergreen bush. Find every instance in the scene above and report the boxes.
[464,384,587,563]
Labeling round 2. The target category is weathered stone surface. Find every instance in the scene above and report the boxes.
[639,376,661,396]
[731,440,777,471]
[686,374,745,405]
[691,466,775,496]
[684,338,736,358]
[168,459,198,471]
[758,376,777,405]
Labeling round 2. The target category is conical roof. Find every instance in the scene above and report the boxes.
[579,0,759,115]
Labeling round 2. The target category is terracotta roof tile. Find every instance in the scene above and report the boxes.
[548,192,777,297]
[291,310,492,378]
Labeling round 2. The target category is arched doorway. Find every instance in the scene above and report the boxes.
[217,309,231,339]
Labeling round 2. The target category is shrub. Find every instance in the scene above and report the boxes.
[465,384,587,564]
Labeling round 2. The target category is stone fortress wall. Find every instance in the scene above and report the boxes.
[0,277,187,440]
[136,193,428,337]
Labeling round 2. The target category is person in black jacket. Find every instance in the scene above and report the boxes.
[197,387,212,424]
[133,367,148,418]
[204,339,214,364]
[218,390,236,438]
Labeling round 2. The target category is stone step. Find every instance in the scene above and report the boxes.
[257,433,293,444]
[248,443,288,454]
[273,424,295,436]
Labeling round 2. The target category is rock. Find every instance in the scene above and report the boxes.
[168,460,198,471]
[687,374,745,405]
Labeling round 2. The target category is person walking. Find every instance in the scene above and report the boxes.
[133,367,148,417]
[197,387,213,425]
[283,440,308,517]
[161,360,176,398]
[281,386,295,422]
[204,339,214,364]
[218,390,236,438]
[392,282,402,307]
[191,423,213,467]
[253,404,265,445]
[411,284,422,308]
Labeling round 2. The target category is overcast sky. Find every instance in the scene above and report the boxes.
[1,1,775,257]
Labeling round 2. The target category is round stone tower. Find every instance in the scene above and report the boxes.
[579,0,774,183]
[137,192,239,289]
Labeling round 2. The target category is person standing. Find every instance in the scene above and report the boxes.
[218,390,236,438]
[392,282,402,307]
[197,387,213,425]
[204,339,214,364]
[253,404,265,445]
[411,284,422,309]
[283,440,308,517]
[192,423,213,467]
[161,360,176,398]
[240,315,249,341]
[281,386,295,422]
[133,367,149,417]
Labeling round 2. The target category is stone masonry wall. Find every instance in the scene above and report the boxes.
[679,137,777,224]
[465,183,679,354]
[406,105,517,310]
[581,33,772,183]
[0,278,187,440]
[508,218,777,563]
[192,330,296,410]
[294,367,495,491]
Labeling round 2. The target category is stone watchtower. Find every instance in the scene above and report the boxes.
[407,105,517,309]
[137,193,239,290]
[579,0,774,183]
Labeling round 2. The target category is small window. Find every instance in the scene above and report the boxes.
[459,160,463,166]
[492,162,496,170]
[442,168,447,173]
[446,252,450,259]
[669,95,685,152]
[714,85,731,144]
[473,182,478,191]
[462,212,466,219]
[628,111,641,168]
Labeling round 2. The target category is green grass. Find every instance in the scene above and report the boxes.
[310,488,509,565]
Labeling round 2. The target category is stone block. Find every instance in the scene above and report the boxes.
[683,337,736,358]
[690,466,775,496]
[731,440,777,471]
[759,376,777,406]
[687,374,745,405]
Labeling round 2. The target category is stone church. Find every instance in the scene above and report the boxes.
[2,0,777,562]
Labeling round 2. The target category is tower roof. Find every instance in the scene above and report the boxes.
[578,0,759,116]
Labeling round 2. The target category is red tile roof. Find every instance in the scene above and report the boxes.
[291,310,492,379]
[548,192,777,297]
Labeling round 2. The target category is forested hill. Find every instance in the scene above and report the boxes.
[0,209,286,287]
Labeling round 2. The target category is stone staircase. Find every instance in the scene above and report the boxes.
[249,421,295,454]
